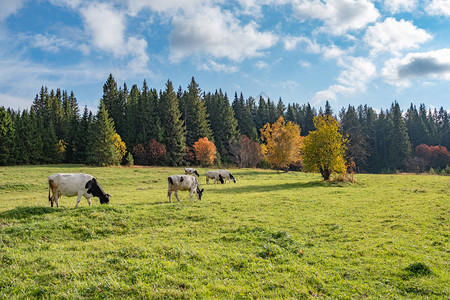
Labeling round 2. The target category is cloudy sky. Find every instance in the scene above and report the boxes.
[0,0,449,112]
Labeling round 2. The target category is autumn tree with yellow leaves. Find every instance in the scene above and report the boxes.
[260,116,302,171]
[301,115,347,181]
[113,133,127,162]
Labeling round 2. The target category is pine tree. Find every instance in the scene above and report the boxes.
[0,107,15,165]
[160,80,186,166]
[303,103,316,136]
[405,104,429,148]
[125,83,141,148]
[388,102,412,170]
[102,74,126,139]
[374,109,390,171]
[276,97,286,119]
[340,105,368,171]
[74,106,92,163]
[180,77,213,146]
[87,100,121,166]
[357,105,376,172]
[19,110,43,164]
[436,107,450,149]
[205,90,239,162]
[254,96,269,132]
[325,100,333,117]
[285,104,298,124]
[232,92,258,141]
[63,91,80,163]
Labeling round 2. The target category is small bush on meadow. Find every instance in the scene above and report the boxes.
[404,262,433,277]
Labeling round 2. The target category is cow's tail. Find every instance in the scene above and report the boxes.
[168,177,173,185]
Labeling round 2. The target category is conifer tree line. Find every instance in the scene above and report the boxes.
[0,74,449,173]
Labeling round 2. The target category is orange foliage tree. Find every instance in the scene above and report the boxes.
[193,137,217,166]
[260,116,302,171]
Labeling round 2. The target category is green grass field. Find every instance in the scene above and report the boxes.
[0,165,448,299]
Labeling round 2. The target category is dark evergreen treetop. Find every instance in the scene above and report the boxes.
[160,80,186,166]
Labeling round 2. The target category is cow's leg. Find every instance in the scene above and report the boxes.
[75,191,83,208]
[168,190,172,203]
[175,191,180,202]
[86,197,92,206]
[53,192,59,208]
[190,189,194,201]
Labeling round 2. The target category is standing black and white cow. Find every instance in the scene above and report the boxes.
[167,175,204,202]
[205,171,224,184]
[217,170,236,183]
[48,173,110,208]
[184,168,200,177]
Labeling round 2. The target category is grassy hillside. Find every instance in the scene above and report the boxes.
[0,165,448,299]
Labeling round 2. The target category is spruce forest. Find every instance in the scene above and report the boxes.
[0,74,449,174]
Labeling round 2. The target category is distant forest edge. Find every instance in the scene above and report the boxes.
[0,74,449,174]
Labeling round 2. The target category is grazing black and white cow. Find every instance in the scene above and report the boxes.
[205,171,224,184]
[167,175,204,202]
[48,173,110,208]
[218,170,236,183]
[184,168,200,177]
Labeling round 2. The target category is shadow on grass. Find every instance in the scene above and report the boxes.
[234,170,280,177]
[0,206,60,219]
[211,181,325,194]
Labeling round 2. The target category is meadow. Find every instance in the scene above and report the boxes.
[0,165,448,299]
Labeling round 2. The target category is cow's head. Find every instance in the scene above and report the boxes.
[86,178,110,205]
[197,187,204,200]
[100,193,110,204]
[230,174,236,183]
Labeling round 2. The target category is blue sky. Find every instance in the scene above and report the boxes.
[0,0,449,113]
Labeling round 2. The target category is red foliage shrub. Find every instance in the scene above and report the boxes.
[230,135,262,168]
[184,146,196,165]
[132,144,147,165]
[147,139,166,165]
[415,144,450,169]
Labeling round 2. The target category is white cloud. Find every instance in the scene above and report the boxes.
[0,93,31,110]
[382,48,450,87]
[126,0,212,16]
[27,33,89,54]
[199,60,239,73]
[80,3,126,56]
[273,80,299,89]
[0,0,26,21]
[426,0,450,16]
[298,60,311,67]
[169,5,278,62]
[283,36,316,51]
[255,60,269,69]
[364,18,432,56]
[384,0,418,13]
[125,37,149,73]
[80,2,149,73]
[312,56,376,104]
[48,0,82,9]
[291,0,380,35]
